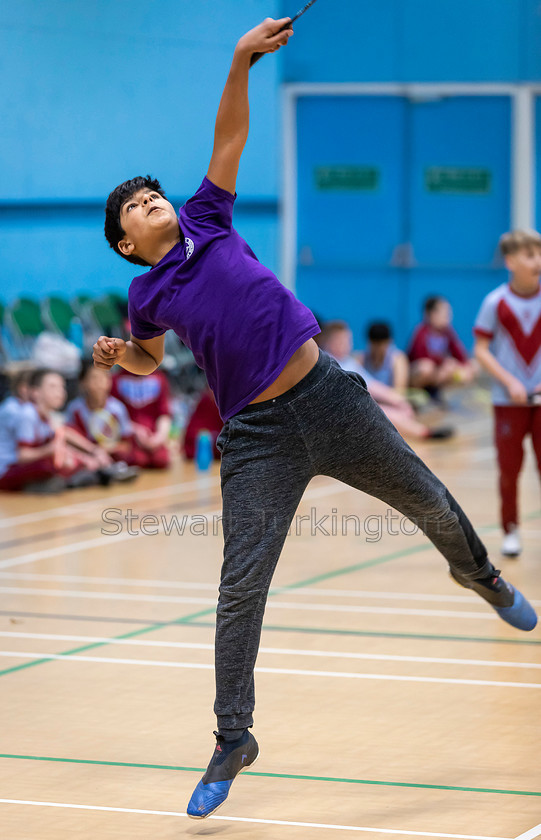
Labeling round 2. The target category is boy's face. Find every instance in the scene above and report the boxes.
[505,246,541,286]
[325,328,353,360]
[369,338,390,359]
[428,301,451,330]
[118,189,179,262]
[33,373,66,411]
[82,368,111,408]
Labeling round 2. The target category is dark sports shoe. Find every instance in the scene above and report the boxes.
[100,462,140,484]
[23,476,66,494]
[187,730,259,819]
[427,425,455,440]
[451,569,538,631]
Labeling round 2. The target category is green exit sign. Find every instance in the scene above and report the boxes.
[425,167,492,194]
[315,166,380,191]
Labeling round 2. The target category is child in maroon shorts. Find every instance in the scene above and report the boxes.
[66,362,138,476]
[408,296,476,398]
[0,369,106,491]
[474,229,541,557]
[111,369,171,468]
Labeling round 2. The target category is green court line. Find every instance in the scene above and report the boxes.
[0,753,539,798]
[2,620,539,680]
[0,541,434,678]
[269,506,541,593]
[1,509,539,679]
[0,608,220,677]
[269,543,433,593]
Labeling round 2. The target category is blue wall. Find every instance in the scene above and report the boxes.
[282,0,541,83]
[1,0,282,303]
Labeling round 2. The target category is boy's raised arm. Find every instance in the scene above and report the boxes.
[206,18,293,195]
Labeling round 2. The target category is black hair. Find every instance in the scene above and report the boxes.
[29,369,62,389]
[367,322,391,343]
[424,295,446,315]
[9,368,33,396]
[104,175,167,267]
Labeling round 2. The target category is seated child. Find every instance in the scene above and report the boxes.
[360,321,409,392]
[2,369,33,410]
[320,321,453,440]
[112,369,171,469]
[408,296,476,397]
[0,368,109,492]
[66,361,139,480]
[182,386,223,460]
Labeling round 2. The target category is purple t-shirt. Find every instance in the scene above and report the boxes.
[128,177,320,420]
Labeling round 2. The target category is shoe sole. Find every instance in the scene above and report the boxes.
[501,550,522,558]
[186,749,260,820]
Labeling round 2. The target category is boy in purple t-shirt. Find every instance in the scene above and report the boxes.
[94,17,537,820]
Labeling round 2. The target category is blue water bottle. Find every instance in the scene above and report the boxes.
[68,318,84,350]
[195,430,213,471]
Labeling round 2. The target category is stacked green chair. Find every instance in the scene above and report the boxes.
[42,296,84,349]
[71,293,92,317]
[6,298,45,359]
[85,297,124,339]
[104,290,128,311]
[42,296,75,335]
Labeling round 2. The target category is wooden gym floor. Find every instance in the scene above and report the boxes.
[0,401,540,839]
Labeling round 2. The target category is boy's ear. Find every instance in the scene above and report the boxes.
[503,253,515,272]
[118,237,135,257]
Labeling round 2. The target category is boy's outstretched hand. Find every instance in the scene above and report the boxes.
[93,336,127,369]
[236,17,293,58]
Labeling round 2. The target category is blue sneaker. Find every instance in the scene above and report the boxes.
[187,730,259,819]
[451,569,538,631]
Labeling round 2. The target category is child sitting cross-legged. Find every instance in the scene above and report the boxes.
[0,368,122,492]
[408,296,477,401]
[111,369,172,469]
[66,360,139,482]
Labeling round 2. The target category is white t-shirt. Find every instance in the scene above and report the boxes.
[474,282,541,405]
[66,396,132,448]
[0,400,54,477]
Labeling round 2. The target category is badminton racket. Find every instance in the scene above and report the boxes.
[250,0,318,66]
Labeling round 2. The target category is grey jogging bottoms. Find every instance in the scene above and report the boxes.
[214,350,492,730]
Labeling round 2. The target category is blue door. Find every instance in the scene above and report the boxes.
[295,96,408,345]
[294,93,511,350]
[406,95,511,346]
[536,96,541,232]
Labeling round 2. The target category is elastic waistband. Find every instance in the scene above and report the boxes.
[235,349,332,416]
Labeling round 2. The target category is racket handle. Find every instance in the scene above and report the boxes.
[528,392,541,406]
[250,18,294,66]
